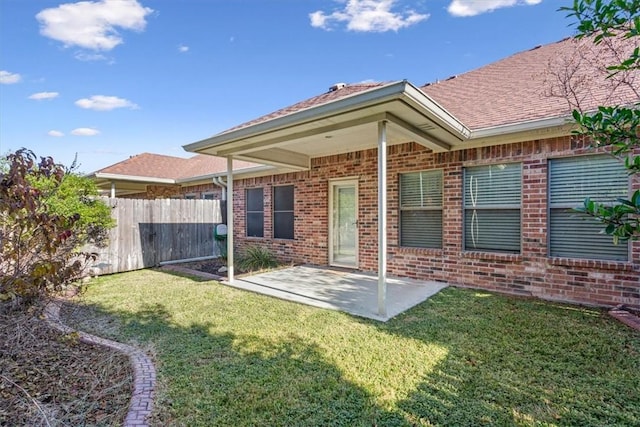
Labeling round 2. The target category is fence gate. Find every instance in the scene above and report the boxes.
[88,197,222,275]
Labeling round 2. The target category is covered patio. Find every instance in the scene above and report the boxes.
[223,265,448,321]
[185,81,470,318]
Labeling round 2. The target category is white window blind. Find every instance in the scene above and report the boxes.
[400,170,443,248]
[464,163,521,253]
[549,155,628,261]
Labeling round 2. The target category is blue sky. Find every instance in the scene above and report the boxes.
[1,0,578,174]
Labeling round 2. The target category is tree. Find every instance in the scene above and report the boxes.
[31,161,115,247]
[560,0,640,242]
[0,149,114,308]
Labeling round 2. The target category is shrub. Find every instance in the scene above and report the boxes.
[237,246,278,272]
[0,149,113,308]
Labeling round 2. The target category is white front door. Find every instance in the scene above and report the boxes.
[329,180,358,268]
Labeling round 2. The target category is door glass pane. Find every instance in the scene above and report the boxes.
[333,185,356,265]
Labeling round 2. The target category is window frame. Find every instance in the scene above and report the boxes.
[245,187,264,238]
[548,154,629,261]
[463,162,522,254]
[273,185,295,240]
[399,169,443,249]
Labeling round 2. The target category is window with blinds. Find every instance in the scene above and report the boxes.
[549,155,628,261]
[273,185,294,239]
[399,170,443,248]
[246,188,264,237]
[464,163,521,253]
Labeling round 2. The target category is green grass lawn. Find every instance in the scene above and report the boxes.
[64,269,640,426]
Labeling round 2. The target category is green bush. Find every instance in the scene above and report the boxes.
[0,149,114,308]
[237,246,278,272]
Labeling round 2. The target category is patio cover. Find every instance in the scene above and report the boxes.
[183,81,474,316]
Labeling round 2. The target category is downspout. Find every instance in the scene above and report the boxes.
[212,176,227,201]
[212,176,227,225]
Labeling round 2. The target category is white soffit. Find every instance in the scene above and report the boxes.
[183,81,471,169]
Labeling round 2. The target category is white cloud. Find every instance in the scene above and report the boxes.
[48,130,65,137]
[178,44,189,53]
[28,91,59,100]
[0,70,21,84]
[310,0,428,32]
[75,52,109,62]
[75,95,138,111]
[36,0,153,51]
[71,127,100,136]
[448,0,542,17]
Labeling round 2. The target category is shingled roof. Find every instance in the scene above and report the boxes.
[218,34,638,136]
[95,153,258,180]
[421,35,638,129]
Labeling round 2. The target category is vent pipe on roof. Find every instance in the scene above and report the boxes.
[329,82,347,92]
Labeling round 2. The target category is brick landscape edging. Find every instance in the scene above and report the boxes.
[44,300,156,427]
[608,305,640,332]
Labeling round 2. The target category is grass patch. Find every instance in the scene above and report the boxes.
[65,269,640,426]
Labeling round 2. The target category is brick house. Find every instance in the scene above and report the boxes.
[183,35,639,311]
[89,152,264,199]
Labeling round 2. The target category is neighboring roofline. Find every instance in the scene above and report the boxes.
[183,80,472,154]
[90,173,176,184]
[90,165,276,186]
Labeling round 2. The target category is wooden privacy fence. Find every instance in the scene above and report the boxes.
[89,197,223,275]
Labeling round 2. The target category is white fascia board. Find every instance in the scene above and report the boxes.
[92,173,176,184]
[469,115,574,139]
[184,80,470,154]
[183,80,407,152]
[175,165,278,184]
[401,82,471,139]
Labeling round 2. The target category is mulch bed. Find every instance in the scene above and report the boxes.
[0,304,133,426]
[174,258,227,276]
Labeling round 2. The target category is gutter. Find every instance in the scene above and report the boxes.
[91,172,176,184]
[469,115,573,139]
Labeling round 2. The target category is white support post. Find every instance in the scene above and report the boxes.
[377,120,388,317]
[226,157,234,284]
[110,182,116,199]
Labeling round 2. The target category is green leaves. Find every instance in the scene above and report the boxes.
[0,149,106,307]
[563,1,640,242]
[572,104,640,171]
[560,0,640,43]
[576,190,640,242]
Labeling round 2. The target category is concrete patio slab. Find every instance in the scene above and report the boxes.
[222,265,448,321]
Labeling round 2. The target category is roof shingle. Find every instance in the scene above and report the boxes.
[218,35,638,134]
[96,153,257,179]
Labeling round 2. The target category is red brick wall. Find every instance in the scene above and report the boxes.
[122,184,224,199]
[231,137,640,309]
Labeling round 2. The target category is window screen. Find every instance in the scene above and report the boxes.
[246,188,264,237]
[399,170,443,248]
[464,163,521,253]
[273,185,294,239]
[549,155,628,260]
